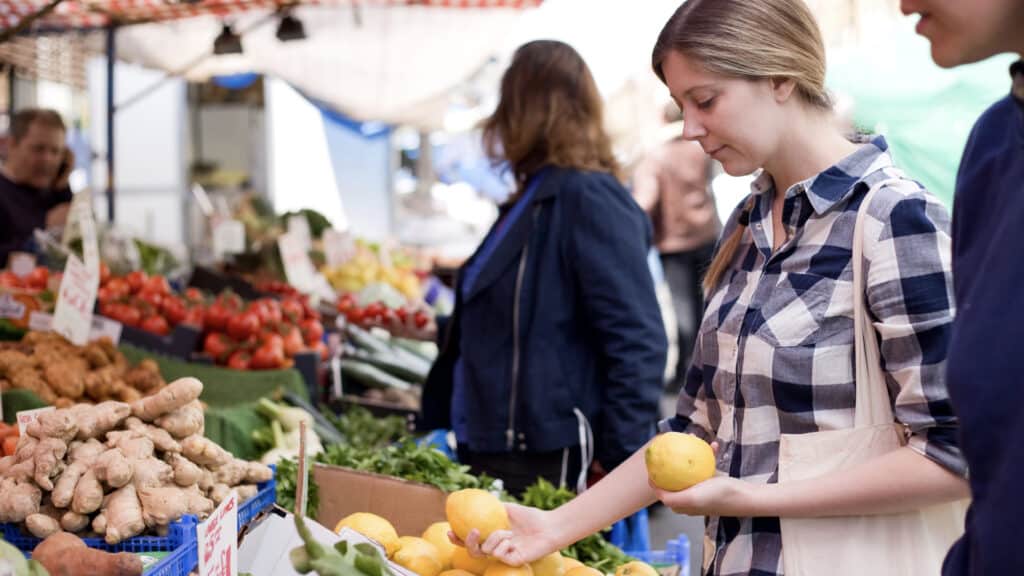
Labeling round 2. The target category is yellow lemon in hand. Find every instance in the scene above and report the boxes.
[446,489,510,542]
[645,432,715,491]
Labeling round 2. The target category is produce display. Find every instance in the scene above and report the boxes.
[322,243,423,300]
[0,332,166,408]
[289,487,650,576]
[337,323,432,410]
[32,531,143,576]
[97,270,203,336]
[0,376,273,546]
[337,292,431,333]
[0,266,57,294]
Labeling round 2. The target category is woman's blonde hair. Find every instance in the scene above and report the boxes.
[651,0,832,296]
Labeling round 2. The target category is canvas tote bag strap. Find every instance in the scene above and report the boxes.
[851,170,908,428]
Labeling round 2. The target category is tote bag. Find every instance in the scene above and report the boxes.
[777,175,968,576]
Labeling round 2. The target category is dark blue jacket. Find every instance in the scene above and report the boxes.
[943,65,1024,576]
[420,167,667,469]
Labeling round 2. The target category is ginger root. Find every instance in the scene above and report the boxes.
[51,439,105,508]
[43,363,85,400]
[25,513,61,539]
[70,469,103,515]
[131,377,202,422]
[165,453,203,487]
[0,477,41,522]
[73,401,131,441]
[181,435,231,469]
[32,437,68,491]
[60,511,90,533]
[124,417,180,454]
[154,400,204,439]
[93,448,133,489]
[104,484,145,544]
[124,359,163,394]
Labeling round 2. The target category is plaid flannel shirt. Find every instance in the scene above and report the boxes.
[660,136,966,576]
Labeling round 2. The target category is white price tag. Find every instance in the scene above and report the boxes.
[17,406,55,435]
[0,294,26,320]
[287,215,313,252]
[323,229,356,267]
[91,315,123,344]
[52,193,99,346]
[278,233,317,294]
[28,311,53,332]
[213,219,246,257]
[198,490,238,576]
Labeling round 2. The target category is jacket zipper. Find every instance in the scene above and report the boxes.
[507,205,541,450]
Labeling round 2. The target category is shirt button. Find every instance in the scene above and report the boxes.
[518,443,527,451]
[754,223,763,230]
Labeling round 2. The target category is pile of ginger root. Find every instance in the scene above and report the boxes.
[0,376,273,546]
[0,332,165,407]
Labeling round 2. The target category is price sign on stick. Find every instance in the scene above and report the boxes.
[52,192,99,346]
[198,490,238,576]
[278,233,317,294]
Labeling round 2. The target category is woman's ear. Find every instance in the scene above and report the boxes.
[771,77,797,104]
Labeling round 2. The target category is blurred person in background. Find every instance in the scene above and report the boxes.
[386,40,667,497]
[632,103,720,390]
[0,108,74,266]
[901,0,1024,573]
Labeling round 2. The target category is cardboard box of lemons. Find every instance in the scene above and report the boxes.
[446,489,510,542]
[422,522,458,569]
[334,512,400,557]
[393,536,445,576]
[645,432,715,491]
[614,562,658,576]
[485,562,534,576]
[529,552,564,576]
[451,546,492,576]
[565,567,603,576]
[561,558,584,573]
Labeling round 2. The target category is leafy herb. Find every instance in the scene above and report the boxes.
[322,406,409,450]
[275,457,320,516]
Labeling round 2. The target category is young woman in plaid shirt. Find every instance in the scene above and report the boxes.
[457,1,971,575]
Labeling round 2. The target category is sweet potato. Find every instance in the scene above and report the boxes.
[32,531,143,576]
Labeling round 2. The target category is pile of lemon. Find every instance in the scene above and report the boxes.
[333,489,660,576]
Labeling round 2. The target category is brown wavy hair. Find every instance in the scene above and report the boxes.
[482,40,619,192]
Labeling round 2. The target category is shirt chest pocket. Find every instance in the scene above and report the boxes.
[754,272,855,347]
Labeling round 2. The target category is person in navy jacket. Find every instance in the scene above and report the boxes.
[901,0,1024,573]
[390,40,667,496]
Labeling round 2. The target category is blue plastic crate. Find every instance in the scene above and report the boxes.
[0,514,198,557]
[609,508,650,553]
[238,465,277,529]
[625,533,690,576]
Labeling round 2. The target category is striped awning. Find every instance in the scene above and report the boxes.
[0,0,543,32]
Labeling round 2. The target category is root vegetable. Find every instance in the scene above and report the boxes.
[236,484,259,503]
[184,486,214,519]
[124,360,163,393]
[124,417,180,453]
[0,477,41,522]
[165,453,202,487]
[25,513,61,538]
[26,409,77,442]
[214,459,249,486]
[51,439,105,508]
[32,531,143,576]
[0,454,13,474]
[245,461,273,484]
[131,377,202,422]
[5,459,35,483]
[32,437,68,491]
[11,369,57,404]
[14,435,38,461]
[71,469,103,515]
[83,367,123,402]
[198,468,216,492]
[105,432,154,461]
[181,435,231,468]
[74,402,131,440]
[117,387,142,403]
[43,364,84,400]
[104,484,145,544]
[137,484,190,528]
[209,483,230,505]
[92,512,107,535]
[60,511,90,533]
[154,400,204,439]
[93,448,133,489]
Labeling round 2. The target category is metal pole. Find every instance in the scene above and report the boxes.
[105,23,115,223]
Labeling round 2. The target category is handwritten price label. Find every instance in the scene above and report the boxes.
[52,192,99,346]
[197,490,237,576]
[278,232,317,294]
[16,406,55,435]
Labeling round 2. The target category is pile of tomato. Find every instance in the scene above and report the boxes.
[97,270,204,336]
[335,293,430,329]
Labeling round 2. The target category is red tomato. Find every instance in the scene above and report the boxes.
[184,287,204,304]
[160,296,187,325]
[281,298,304,322]
[203,332,233,362]
[125,271,148,294]
[364,302,384,322]
[414,311,430,329]
[25,267,49,290]
[261,333,285,352]
[282,326,305,357]
[138,290,164,309]
[181,307,204,329]
[227,311,261,341]
[0,271,20,288]
[140,315,170,336]
[395,307,408,323]
[300,318,324,345]
[97,286,115,304]
[204,303,231,332]
[250,343,285,370]
[142,275,171,295]
[226,350,251,370]
[218,291,244,311]
[345,307,365,325]
[101,303,141,327]
[105,277,131,299]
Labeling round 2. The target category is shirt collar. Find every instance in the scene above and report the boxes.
[748,135,895,215]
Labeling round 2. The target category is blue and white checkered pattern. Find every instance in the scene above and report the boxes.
[660,136,965,576]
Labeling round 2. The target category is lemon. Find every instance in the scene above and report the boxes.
[422,522,458,569]
[613,562,658,576]
[440,571,480,576]
[561,558,584,573]
[565,567,603,576]
[451,546,492,576]
[334,512,400,557]
[645,432,715,491]
[446,489,510,542]
[484,563,533,576]
[529,552,564,576]
[393,537,444,576]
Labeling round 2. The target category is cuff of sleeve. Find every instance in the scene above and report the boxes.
[907,431,968,478]
[658,416,713,444]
